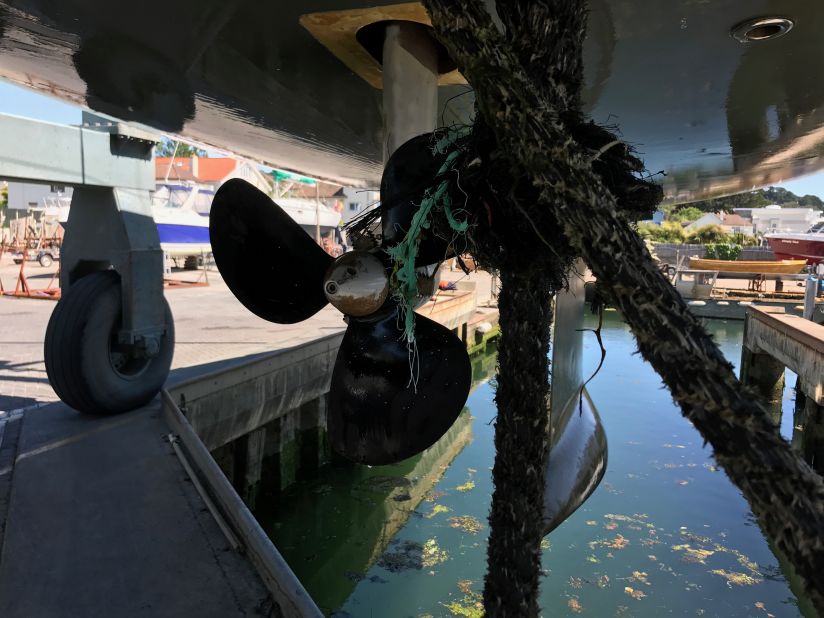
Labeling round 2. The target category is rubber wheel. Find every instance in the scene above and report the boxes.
[44,270,174,414]
[38,253,53,267]
[183,255,199,270]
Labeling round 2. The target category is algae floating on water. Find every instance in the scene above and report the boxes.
[422,538,449,568]
[426,504,451,519]
[711,569,763,587]
[442,589,483,617]
[567,596,584,613]
[448,515,483,534]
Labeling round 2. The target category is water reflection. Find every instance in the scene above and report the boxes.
[256,411,474,613]
[258,316,810,617]
[254,344,498,614]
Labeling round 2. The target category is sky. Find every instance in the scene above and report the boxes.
[0,80,81,126]
[0,80,236,159]
[3,79,824,199]
[774,173,824,199]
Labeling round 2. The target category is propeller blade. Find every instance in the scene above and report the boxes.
[542,389,608,535]
[328,300,471,465]
[209,178,333,324]
[381,133,454,266]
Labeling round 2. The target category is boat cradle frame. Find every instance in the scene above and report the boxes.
[0,111,167,351]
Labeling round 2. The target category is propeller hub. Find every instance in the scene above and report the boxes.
[323,251,389,317]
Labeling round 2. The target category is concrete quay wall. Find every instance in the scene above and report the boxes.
[167,288,487,497]
[176,333,342,452]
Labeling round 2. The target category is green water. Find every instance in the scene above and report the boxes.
[256,313,809,617]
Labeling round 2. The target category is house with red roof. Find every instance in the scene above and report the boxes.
[155,156,273,195]
[685,212,754,236]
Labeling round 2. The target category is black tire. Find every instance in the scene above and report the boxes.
[44,270,174,414]
[38,253,53,268]
[183,255,199,270]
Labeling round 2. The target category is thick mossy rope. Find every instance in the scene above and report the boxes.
[423,0,824,614]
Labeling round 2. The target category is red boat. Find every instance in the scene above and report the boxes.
[766,222,824,264]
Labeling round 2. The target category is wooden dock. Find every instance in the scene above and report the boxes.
[741,306,824,471]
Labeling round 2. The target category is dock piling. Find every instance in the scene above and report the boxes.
[740,348,786,406]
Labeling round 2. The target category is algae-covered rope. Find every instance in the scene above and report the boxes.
[423,0,824,614]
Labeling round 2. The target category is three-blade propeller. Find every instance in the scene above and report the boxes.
[209,132,607,535]
[210,135,470,465]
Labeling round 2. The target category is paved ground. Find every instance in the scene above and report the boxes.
[0,402,276,618]
[0,254,495,412]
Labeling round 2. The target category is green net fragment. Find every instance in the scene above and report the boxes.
[386,128,470,367]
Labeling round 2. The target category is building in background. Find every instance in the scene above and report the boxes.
[717,213,753,235]
[685,212,754,236]
[637,210,665,226]
[341,186,380,224]
[735,205,823,235]
[6,181,73,212]
[156,156,273,197]
[684,212,723,230]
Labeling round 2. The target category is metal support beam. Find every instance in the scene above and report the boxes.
[0,113,156,190]
[382,22,439,160]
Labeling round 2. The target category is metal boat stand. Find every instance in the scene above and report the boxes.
[0,111,173,412]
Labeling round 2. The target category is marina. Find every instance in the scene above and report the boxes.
[1,257,822,615]
[2,0,824,615]
[4,278,818,615]
[0,260,499,617]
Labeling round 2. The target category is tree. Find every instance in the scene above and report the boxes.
[704,242,742,260]
[687,224,728,244]
[638,221,687,243]
[155,138,206,158]
[669,206,703,222]
[686,186,824,213]
[688,191,769,213]
[762,186,798,205]
[800,194,824,208]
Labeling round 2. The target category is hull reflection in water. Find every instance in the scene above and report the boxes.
[543,389,607,535]
[542,269,608,534]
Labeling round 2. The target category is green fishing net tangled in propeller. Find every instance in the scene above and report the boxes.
[387,127,471,348]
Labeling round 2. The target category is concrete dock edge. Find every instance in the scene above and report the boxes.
[161,390,323,618]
